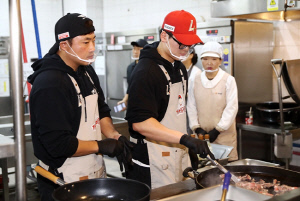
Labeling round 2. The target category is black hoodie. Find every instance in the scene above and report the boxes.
[27,53,110,168]
[125,42,188,139]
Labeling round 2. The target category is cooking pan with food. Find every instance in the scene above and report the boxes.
[184,165,300,196]
[35,165,150,201]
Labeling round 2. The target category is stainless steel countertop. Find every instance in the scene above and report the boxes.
[237,122,300,140]
[0,134,15,158]
[150,159,300,201]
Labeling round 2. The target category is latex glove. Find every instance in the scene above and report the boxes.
[97,138,123,157]
[180,134,215,160]
[195,127,207,135]
[208,128,220,142]
[116,136,135,173]
[188,149,199,170]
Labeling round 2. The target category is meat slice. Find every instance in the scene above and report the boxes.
[219,173,298,197]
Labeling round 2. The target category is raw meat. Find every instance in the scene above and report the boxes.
[220,174,298,196]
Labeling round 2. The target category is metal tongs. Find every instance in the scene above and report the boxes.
[207,155,240,183]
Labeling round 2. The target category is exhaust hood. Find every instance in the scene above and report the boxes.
[211,0,300,21]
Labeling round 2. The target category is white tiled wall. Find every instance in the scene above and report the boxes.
[102,0,211,32]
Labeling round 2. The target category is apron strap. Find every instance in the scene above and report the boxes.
[67,74,82,107]
[158,65,171,95]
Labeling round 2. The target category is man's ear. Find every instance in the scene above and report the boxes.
[160,31,168,42]
[59,41,68,51]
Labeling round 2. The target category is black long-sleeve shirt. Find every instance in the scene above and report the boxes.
[28,53,111,168]
[125,42,188,139]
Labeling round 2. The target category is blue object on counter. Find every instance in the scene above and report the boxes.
[223,172,232,190]
[221,172,232,201]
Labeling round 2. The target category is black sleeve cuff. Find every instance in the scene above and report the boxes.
[65,137,79,157]
[99,111,111,119]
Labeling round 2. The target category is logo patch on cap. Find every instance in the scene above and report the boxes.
[164,24,175,32]
[188,20,195,32]
[58,32,70,40]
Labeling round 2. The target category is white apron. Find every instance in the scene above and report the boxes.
[194,72,238,161]
[40,72,106,183]
[146,65,190,189]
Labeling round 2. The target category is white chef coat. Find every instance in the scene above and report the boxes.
[187,68,238,132]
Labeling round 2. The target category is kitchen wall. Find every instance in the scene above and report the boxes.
[273,21,300,102]
[0,0,300,102]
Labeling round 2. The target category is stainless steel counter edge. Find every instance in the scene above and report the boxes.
[0,135,15,158]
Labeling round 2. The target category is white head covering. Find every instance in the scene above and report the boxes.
[200,41,223,59]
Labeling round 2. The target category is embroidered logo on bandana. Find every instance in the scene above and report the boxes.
[78,14,87,19]
[58,32,70,40]
[91,117,100,131]
[176,94,186,116]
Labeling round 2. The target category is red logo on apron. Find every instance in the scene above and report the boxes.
[91,117,100,131]
[176,94,186,115]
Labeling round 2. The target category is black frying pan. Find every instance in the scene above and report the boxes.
[192,165,300,195]
[35,166,150,201]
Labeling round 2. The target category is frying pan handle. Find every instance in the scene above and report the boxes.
[34,165,66,186]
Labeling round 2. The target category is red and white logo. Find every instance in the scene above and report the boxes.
[176,94,186,116]
[58,32,70,40]
[91,117,100,131]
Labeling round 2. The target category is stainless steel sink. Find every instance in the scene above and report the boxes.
[159,185,270,201]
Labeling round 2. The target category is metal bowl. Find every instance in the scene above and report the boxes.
[282,60,300,105]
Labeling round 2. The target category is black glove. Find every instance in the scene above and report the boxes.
[195,127,207,135]
[180,134,215,160]
[188,149,199,170]
[208,128,220,142]
[116,136,135,173]
[97,138,123,157]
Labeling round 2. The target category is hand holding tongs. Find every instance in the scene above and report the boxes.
[206,155,240,183]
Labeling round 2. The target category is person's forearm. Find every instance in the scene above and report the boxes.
[100,117,121,139]
[132,117,184,144]
[73,140,98,156]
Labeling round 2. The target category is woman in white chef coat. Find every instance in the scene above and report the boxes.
[187,41,238,161]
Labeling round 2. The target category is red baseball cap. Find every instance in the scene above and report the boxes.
[162,10,203,46]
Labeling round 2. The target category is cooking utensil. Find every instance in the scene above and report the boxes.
[34,165,150,201]
[210,144,233,160]
[220,172,231,201]
[271,59,293,167]
[191,165,300,195]
[206,155,240,183]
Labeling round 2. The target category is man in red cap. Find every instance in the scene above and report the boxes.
[125,10,215,189]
